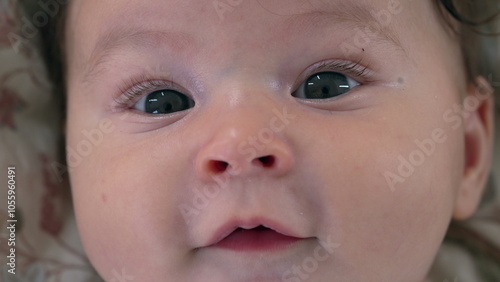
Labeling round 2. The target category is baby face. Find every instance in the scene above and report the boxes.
[64,0,493,281]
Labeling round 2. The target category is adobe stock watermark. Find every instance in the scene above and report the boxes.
[212,0,243,21]
[384,76,494,191]
[179,163,241,224]
[8,0,69,54]
[179,106,296,224]
[50,117,119,182]
[282,236,341,282]
[340,0,403,57]
[51,64,173,182]
[238,106,296,162]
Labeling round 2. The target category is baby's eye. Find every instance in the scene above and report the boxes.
[292,72,360,99]
[134,90,195,114]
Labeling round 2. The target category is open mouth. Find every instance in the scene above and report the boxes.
[213,225,302,252]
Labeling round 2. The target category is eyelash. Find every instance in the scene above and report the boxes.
[114,75,178,110]
[305,60,370,82]
[113,60,371,110]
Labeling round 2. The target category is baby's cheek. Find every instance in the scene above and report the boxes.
[68,131,193,279]
[302,106,462,279]
[351,124,461,273]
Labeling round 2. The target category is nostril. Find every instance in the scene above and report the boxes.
[257,155,275,167]
[208,160,229,173]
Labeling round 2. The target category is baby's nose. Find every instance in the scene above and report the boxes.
[194,108,295,181]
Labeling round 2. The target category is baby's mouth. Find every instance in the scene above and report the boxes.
[212,225,302,252]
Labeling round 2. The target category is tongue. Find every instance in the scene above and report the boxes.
[214,226,300,251]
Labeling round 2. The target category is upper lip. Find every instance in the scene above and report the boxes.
[206,216,303,247]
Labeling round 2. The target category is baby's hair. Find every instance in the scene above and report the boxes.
[436,0,500,104]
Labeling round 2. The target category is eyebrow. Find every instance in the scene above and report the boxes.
[82,28,197,83]
[282,1,404,52]
[81,2,405,83]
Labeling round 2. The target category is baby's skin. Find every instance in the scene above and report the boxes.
[64,0,495,281]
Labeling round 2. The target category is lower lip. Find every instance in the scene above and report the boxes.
[213,228,302,251]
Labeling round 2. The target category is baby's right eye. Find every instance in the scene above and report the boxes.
[134,90,195,114]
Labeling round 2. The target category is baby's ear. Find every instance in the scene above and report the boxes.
[453,76,495,220]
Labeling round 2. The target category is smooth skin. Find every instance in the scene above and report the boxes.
[64,0,495,281]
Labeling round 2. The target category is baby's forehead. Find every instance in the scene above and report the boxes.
[67,0,418,78]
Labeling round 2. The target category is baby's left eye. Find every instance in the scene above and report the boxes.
[292,72,360,99]
[134,90,195,114]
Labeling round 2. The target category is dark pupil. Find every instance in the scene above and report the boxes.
[305,72,351,99]
[145,90,190,114]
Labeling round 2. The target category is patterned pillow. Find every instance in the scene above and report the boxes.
[0,1,101,281]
